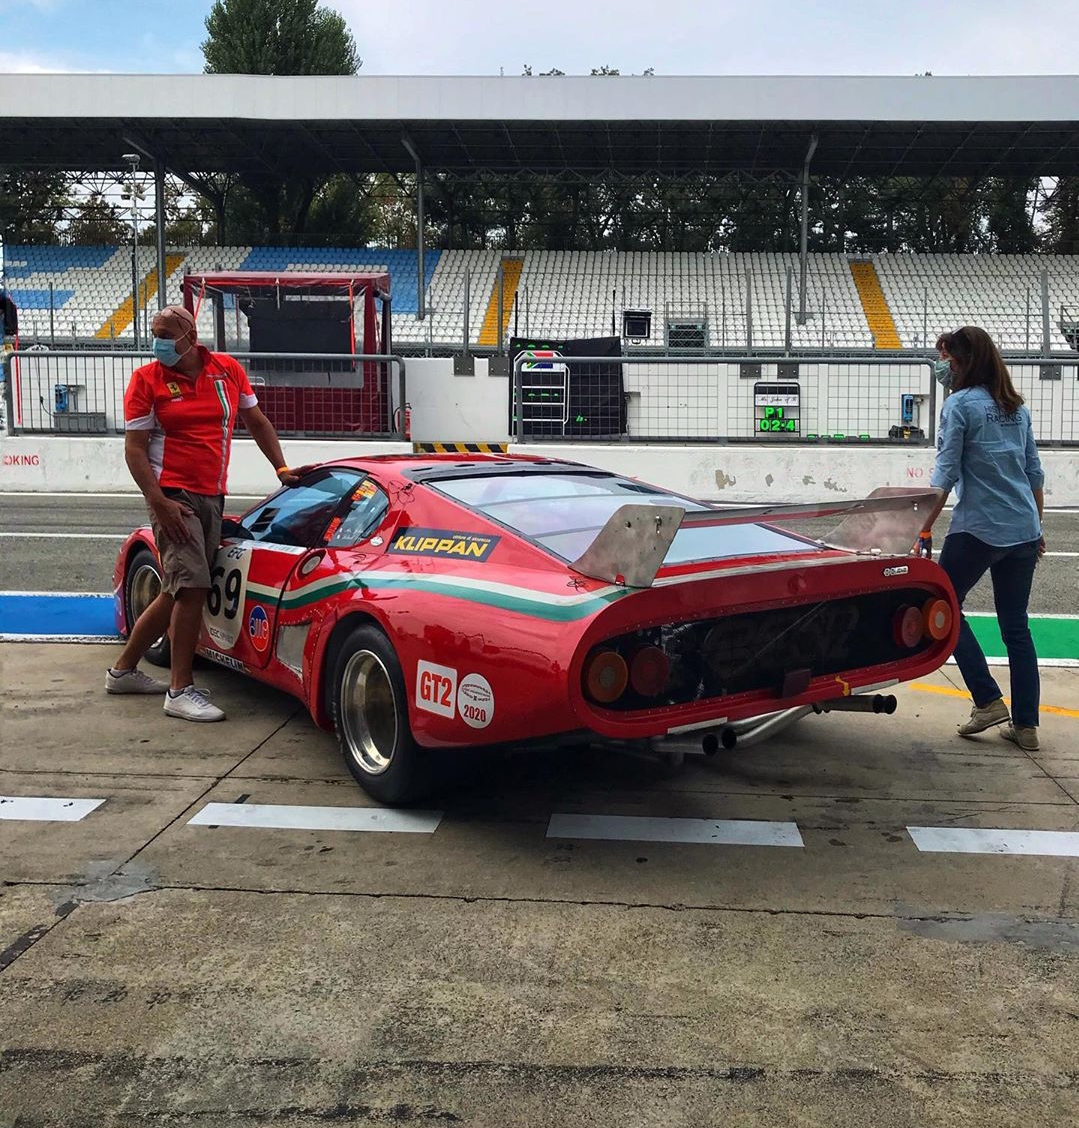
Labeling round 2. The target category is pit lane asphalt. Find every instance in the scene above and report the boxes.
[3,495,1079,1124]
[1,495,1076,616]
[1,641,1078,1126]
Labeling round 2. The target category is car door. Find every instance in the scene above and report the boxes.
[277,473,393,622]
[200,467,363,670]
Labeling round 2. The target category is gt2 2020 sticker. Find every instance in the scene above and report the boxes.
[416,660,494,729]
[389,528,500,561]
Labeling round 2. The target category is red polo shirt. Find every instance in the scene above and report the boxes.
[124,346,258,496]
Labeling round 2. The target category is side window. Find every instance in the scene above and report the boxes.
[327,477,390,547]
[240,469,360,547]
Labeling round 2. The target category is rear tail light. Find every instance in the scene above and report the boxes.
[629,645,670,697]
[892,605,924,649]
[922,597,952,641]
[584,649,629,704]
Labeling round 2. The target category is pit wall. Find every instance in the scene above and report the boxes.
[2,356,1077,504]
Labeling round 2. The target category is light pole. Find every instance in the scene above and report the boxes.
[122,153,141,348]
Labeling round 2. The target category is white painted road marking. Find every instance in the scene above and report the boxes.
[547,813,804,847]
[0,796,105,822]
[189,802,443,834]
[0,532,128,541]
[908,827,1079,857]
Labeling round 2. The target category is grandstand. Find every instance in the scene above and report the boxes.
[4,244,1078,354]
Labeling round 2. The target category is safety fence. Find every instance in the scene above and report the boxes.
[511,355,1079,446]
[1,351,408,440]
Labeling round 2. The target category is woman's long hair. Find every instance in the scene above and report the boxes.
[946,325,1024,413]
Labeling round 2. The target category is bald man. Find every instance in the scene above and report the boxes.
[107,306,304,721]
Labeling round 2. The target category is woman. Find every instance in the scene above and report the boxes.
[921,326,1046,751]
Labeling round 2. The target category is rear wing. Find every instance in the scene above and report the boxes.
[570,487,939,589]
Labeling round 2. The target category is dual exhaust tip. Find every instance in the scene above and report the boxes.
[701,693,898,754]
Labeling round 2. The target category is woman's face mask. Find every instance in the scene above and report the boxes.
[932,358,953,387]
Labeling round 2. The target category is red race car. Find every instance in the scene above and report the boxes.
[114,454,959,803]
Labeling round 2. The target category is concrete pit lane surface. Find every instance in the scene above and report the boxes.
[1,496,1078,1126]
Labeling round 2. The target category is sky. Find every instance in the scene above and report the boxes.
[2,0,1078,77]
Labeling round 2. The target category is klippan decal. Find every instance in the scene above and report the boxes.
[388,528,500,561]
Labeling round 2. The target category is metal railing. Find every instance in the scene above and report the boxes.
[511,354,1079,446]
[2,350,408,440]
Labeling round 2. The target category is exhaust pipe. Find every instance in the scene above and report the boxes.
[814,694,897,715]
[701,728,738,755]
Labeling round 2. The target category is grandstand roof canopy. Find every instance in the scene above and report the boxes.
[3,74,1079,178]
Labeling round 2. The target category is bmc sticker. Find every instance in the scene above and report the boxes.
[248,605,270,653]
[457,673,494,730]
[389,528,500,561]
[203,543,253,651]
[883,565,909,577]
[416,660,457,718]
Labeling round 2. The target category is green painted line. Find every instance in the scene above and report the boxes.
[967,615,1079,661]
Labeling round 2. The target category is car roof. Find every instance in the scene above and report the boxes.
[318,452,598,484]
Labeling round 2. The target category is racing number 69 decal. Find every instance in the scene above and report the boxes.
[203,543,253,651]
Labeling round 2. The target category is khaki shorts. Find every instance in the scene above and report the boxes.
[150,489,224,595]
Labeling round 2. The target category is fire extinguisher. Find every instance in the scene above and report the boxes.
[402,401,412,441]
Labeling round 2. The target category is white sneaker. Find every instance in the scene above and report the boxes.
[163,685,226,723]
[106,667,168,695]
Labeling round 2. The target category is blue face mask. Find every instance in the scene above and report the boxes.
[152,336,183,367]
[932,358,953,387]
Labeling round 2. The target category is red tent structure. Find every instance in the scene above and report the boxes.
[182,271,394,436]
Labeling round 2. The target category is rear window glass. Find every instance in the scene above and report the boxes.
[429,472,822,566]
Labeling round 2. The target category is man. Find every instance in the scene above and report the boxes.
[106,305,305,722]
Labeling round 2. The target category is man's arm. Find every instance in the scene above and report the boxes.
[124,430,191,542]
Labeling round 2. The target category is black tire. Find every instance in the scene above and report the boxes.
[124,546,171,668]
[331,625,433,805]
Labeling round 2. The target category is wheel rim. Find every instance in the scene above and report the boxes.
[339,649,398,776]
[129,561,166,648]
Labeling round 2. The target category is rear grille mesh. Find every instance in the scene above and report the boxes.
[587,587,939,711]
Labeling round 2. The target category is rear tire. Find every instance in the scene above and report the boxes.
[331,625,433,805]
[124,547,171,668]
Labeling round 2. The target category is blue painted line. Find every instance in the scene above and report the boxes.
[0,594,118,638]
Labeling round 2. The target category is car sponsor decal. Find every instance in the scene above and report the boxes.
[248,604,271,653]
[203,543,253,651]
[883,565,909,577]
[457,673,494,729]
[416,660,457,718]
[388,528,500,561]
[200,649,249,674]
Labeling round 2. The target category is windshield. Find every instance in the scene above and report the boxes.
[430,471,822,565]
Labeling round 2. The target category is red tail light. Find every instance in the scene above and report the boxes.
[892,605,924,649]
[922,597,952,641]
[629,645,670,697]
[584,650,629,704]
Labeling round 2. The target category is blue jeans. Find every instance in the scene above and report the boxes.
[938,533,1040,727]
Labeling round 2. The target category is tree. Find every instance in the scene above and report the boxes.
[202,0,361,237]
[66,192,129,245]
[1042,177,1079,255]
[0,169,69,244]
[203,0,360,75]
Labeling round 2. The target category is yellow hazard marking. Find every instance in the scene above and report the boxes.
[910,682,1079,719]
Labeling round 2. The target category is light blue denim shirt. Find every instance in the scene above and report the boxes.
[930,386,1044,546]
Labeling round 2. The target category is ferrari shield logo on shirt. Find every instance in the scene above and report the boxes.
[247,605,270,653]
[167,381,182,397]
[389,528,500,561]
